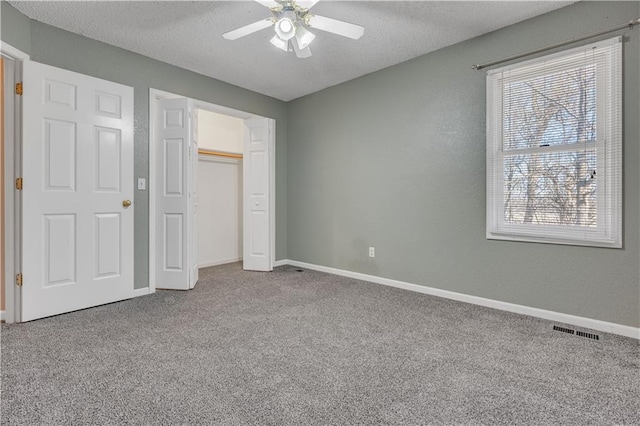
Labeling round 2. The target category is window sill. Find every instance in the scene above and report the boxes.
[486,231,622,249]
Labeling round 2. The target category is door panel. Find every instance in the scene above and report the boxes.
[44,119,76,190]
[95,91,121,118]
[95,127,121,192]
[45,79,76,109]
[44,214,76,285]
[156,98,192,290]
[95,213,120,278]
[164,138,184,195]
[22,60,134,321]
[243,118,273,271]
[250,211,267,256]
[164,213,183,270]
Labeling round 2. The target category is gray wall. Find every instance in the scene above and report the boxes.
[1,2,31,55]
[1,2,288,289]
[287,1,640,328]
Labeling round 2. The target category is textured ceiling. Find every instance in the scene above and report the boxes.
[9,1,574,101]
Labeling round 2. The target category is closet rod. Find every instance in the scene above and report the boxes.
[472,17,640,71]
[198,149,243,159]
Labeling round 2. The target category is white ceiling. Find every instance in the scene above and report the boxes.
[9,1,574,101]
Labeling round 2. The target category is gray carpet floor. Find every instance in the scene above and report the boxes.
[1,262,638,425]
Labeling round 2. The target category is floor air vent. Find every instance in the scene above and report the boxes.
[576,330,600,340]
[553,325,600,341]
[553,325,575,335]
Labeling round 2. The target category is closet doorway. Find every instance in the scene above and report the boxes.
[149,89,275,292]
[196,110,244,268]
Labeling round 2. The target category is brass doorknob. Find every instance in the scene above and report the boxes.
[123,200,132,207]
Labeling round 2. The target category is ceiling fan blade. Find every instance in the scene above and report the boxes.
[223,19,274,40]
[254,0,281,9]
[292,38,312,58]
[306,14,364,40]
[295,0,319,10]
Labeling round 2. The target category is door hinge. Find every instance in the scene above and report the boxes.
[15,82,23,96]
[15,177,23,190]
[16,273,23,287]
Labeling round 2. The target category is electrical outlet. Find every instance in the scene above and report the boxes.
[137,178,146,190]
[369,247,375,258]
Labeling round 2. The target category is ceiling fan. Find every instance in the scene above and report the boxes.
[222,0,364,59]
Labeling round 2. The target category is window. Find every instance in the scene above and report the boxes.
[486,37,622,248]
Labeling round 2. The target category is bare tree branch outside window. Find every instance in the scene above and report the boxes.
[502,65,597,227]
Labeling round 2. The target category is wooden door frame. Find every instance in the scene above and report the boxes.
[1,42,28,323]
[148,88,276,292]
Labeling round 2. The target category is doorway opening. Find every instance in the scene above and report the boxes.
[196,109,244,269]
[149,89,275,293]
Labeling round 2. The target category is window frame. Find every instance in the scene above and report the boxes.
[486,37,622,248]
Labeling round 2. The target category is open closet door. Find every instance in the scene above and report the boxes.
[189,109,198,289]
[243,118,274,272]
[156,97,198,290]
[21,60,134,321]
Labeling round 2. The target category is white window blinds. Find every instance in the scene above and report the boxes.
[486,37,622,247]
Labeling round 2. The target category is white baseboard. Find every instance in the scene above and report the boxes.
[275,259,639,340]
[199,258,243,269]
[0,310,4,321]
[132,287,151,297]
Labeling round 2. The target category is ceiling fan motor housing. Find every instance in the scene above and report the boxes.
[275,10,298,40]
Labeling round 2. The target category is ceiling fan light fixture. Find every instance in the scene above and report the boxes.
[270,34,289,51]
[226,0,365,59]
[275,18,296,41]
[294,25,315,49]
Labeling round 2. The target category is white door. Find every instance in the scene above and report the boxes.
[189,109,199,289]
[156,98,197,290]
[22,61,134,321]
[243,118,274,271]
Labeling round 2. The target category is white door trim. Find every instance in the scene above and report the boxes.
[1,42,29,61]
[149,88,276,290]
[1,41,29,324]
